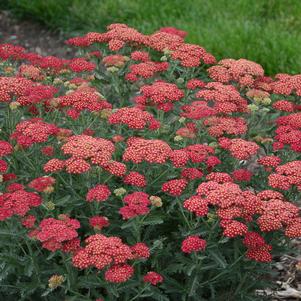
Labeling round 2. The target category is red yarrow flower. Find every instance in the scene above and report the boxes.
[181,235,206,253]
[72,234,134,270]
[119,192,150,219]
[86,184,111,202]
[104,264,134,283]
[130,242,150,259]
[35,215,80,252]
[89,216,110,230]
[0,140,13,157]
[0,190,41,221]
[143,271,164,285]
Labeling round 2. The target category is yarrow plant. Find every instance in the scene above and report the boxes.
[0,23,300,301]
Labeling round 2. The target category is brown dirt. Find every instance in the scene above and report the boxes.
[0,10,74,58]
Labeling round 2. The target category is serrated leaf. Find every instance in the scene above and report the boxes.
[55,195,71,206]
[187,264,195,276]
[142,215,164,225]
[208,250,228,268]
[188,275,199,297]
[121,220,135,229]
[164,263,185,274]
[41,288,53,297]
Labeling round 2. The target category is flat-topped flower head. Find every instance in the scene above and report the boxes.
[143,271,164,285]
[72,234,134,270]
[203,116,247,137]
[119,192,150,219]
[28,176,56,192]
[196,82,248,113]
[181,235,207,253]
[58,87,111,112]
[138,81,184,110]
[34,215,80,252]
[208,58,264,86]
[108,107,160,130]
[171,43,216,67]
[272,74,301,96]
[123,138,172,164]
[0,140,13,157]
[0,189,41,221]
[86,184,111,202]
[10,118,59,148]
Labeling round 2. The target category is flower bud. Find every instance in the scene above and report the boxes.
[9,101,21,110]
[65,89,75,95]
[248,104,259,112]
[86,74,95,81]
[100,109,113,119]
[253,135,263,143]
[207,213,217,223]
[4,67,14,74]
[53,78,63,85]
[45,201,55,210]
[49,98,59,108]
[176,78,185,85]
[114,188,127,197]
[150,196,163,207]
[43,186,54,194]
[174,135,183,142]
[253,96,261,105]
[163,48,172,55]
[48,275,65,289]
[59,69,71,75]
[107,66,119,73]
[261,97,271,106]
[112,135,124,143]
[69,83,77,90]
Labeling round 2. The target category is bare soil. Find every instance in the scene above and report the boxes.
[0,10,74,58]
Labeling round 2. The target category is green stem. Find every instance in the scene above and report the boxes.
[177,198,192,230]
[198,253,245,287]
[128,284,150,301]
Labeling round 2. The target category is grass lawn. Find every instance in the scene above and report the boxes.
[2,0,301,75]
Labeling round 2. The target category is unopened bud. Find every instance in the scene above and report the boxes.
[114,188,127,197]
[48,275,65,289]
[261,97,271,106]
[107,66,119,73]
[9,101,20,110]
[45,201,55,210]
[149,196,163,207]
[248,104,259,112]
[100,109,112,119]
[174,135,183,142]
[53,78,63,85]
[176,78,185,85]
[43,186,54,194]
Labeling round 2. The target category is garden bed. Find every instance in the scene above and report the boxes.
[0,13,300,301]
